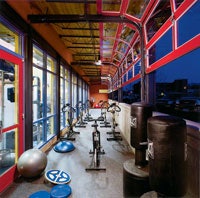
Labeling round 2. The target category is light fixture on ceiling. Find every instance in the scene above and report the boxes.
[95,59,102,65]
[95,54,101,65]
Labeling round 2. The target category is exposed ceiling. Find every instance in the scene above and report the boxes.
[5,0,151,85]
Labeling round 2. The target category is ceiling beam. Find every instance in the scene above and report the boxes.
[27,14,139,28]
[62,27,99,30]
[67,46,99,49]
[46,0,121,3]
[72,42,99,45]
[73,53,99,56]
[60,35,99,38]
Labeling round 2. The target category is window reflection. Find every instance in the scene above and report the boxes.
[177,1,200,46]
[146,0,171,41]
[102,0,121,11]
[126,0,150,19]
[175,0,184,9]
[0,130,16,175]
[122,80,141,104]
[148,28,172,65]
[0,22,20,54]
[0,60,17,128]
[155,48,200,122]
[32,45,57,147]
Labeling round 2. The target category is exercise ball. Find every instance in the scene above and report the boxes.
[53,141,75,153]
[17,149,47,178]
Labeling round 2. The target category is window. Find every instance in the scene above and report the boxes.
[148,28,172,65]
[32,45,58,147]
[177,1,200,46]
[146,0,171,41]
[155,48,200,123]
[0,22,21,54]
[60,65,69,129]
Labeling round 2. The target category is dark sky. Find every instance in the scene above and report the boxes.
[156,48,200,84]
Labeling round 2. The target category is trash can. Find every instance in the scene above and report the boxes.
[147,115,187,196]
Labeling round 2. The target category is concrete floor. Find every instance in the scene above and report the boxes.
[1,109,134,198]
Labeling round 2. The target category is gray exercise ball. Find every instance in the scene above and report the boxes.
[17,148,47,178]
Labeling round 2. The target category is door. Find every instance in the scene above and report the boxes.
[0,47,23,192]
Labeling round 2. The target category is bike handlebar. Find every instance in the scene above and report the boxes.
[107,103,121,112]
[62,103,76,113]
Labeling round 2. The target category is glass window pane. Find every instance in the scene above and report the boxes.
[175,0,184,9]
[122,80,141,104]
[127,0,150,19]
[47,116,55,138]
[155,48,200,122]
[47,56,56,73]
[0,22,20,54]
[148,28,172,65]
[33,120,43,147]
[33,46,44,67]
[0,130,16,175]
[47,72,56,116]
[146,0,171,41]
[177,1,200,46]
[0,60,18,128]
[134,61,141,76]
[102,0,121,11]
[33,67,43,120]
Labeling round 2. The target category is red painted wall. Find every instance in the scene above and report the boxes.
[89,84,108,107]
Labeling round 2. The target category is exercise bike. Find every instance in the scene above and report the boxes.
[106,103,122,141]
[85,120,106,171]
[75,101,87,128]
[99,101,111,128]
[84,99,94,122]
[60,103,80,141]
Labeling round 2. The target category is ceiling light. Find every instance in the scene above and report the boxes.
[95,60,102,65]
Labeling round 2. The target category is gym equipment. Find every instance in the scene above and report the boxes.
[130,102,153,167]
[123,102,153,197]
[29,191,50,198]
[75,101,87,128]
[123,159,150,198]
[86,120,106,171]
[61,103,79,141]
[84,99,94,122]
[106,103,122,141]
[50,184,72,198]
[17,148,47,178]
[45,169,71,184]
[53,141,75,153]
[99,101,111,127]
[148,115,187,197]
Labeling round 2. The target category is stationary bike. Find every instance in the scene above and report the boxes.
[84,99,94,122]
[85,120,106,171]
[75,101,87,128]
[107,103,122,141]
[99,101,111,128]
[61,103,80,141]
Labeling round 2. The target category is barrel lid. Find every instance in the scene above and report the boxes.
[123,159,149,178]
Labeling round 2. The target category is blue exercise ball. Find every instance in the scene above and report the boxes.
[17,149,47,178]
[53,141,75,153]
